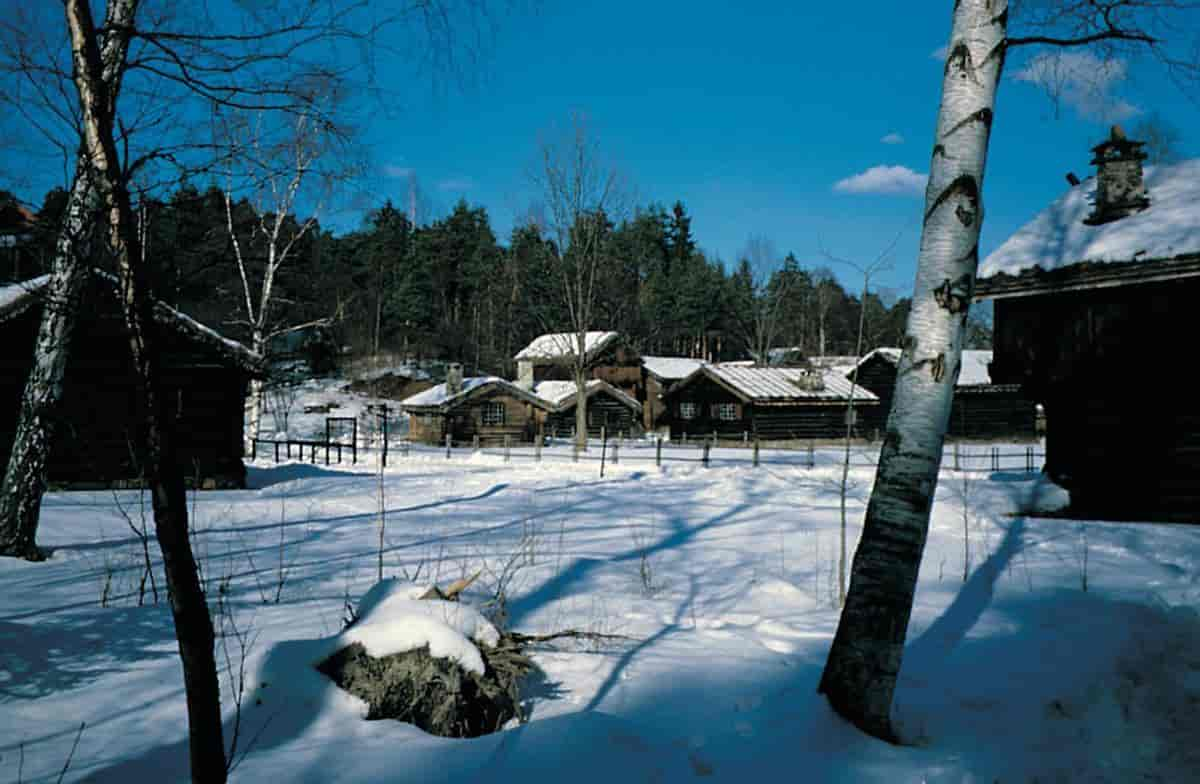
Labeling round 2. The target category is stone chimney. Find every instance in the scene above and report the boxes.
[517,360,534,390]
[446,362,463,395]
[1084,125,1150,226]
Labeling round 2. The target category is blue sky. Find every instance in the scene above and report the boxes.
[353,2,1199,295]
[4,1,1198,297]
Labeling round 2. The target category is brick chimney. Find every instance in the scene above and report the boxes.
[1084,125,1150,226]
[446,362,463,395]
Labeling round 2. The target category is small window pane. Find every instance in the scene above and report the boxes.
[717,403,738,421]
[679,402,698,420]
[482,402,505,426]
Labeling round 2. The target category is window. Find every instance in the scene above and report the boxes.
[679,402,698,420]
[481,402,506,426]
[717,403,739,421]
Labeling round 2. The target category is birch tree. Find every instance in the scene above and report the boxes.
[221,108,330,445]
[531,112,628,449]
[0,1,134,560]
[820,0,1200,744]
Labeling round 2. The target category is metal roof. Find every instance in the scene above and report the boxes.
[676,365,877,405]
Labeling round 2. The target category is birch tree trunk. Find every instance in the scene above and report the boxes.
[0,0,138,561]
[65,1,228,778]
[0,166,96,560]
[575,361,588,451]
[818,0,1006,743]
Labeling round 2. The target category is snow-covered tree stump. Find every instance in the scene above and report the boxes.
[316,578,533,738]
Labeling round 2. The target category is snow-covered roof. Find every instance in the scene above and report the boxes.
[957,350,992,386]
[1,273,262,374]
[532,379,640,413]
[676,365,877,404]
[809,355,860,378]
[514,331,620,363]
[852,347,902,370]
[400,376,553,412]
[641,355,707,381]
[0,275,49,321]
[848,347,992,386]
[979,160,1200,280]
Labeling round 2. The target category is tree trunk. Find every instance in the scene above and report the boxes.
[574,363,588,451]
[818,0,1005,743]
[0,164,96,560]
[65,1,228,779]
[246,329,266,445]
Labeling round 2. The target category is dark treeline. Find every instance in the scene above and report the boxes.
[3,186,992,376]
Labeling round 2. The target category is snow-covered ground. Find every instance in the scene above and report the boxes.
[3,442,1200,782]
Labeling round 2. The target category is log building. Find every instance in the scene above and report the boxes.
[0,274,262,489]
[533,379,642,439]
[975,126,1200,520]
[401,364,555,446]
[660,365,878,441]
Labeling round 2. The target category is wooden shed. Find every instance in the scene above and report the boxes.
[0,274,262,489]
[975,127,1200,520]
[534,379,643,439]
[849,348,1037,440]
[660,365,878,442]
[401,367,555,446]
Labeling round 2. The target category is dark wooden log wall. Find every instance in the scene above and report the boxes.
[1,301,249,489]
[545,392,639,438]
[992,275,1200,520]
[441,391,540,446]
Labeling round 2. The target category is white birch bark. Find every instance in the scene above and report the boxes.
[818,0,1007,743]
[0,0,138,560]
[0,167,96,559]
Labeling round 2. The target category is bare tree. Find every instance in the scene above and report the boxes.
[733,236,792,366]
[220,107,343,445]
[820,0,1200,744]
[821,239,896,609]
[530,111,628,450]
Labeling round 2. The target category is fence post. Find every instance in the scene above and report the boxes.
[683,431,687,445]
[535,433,542,462]
[445,433,452,460]
[612,439,619,465]
[600,427,608,478]
[656,436,662,467]
[274,441,279,463]
[473,434,480,451]
[702,440,711,468]
[573,440,580,463]
[992,446,999,472]
[807,440,814,469]
[352,419,358,465]
[381,407,389,468]
[504,435,511,463]
[954,441,960,471]
[753,438,760,468]
[402,439,409,458]
[1026,445,1033,473]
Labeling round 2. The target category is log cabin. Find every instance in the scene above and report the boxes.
[0,273,263,489]
[974,126,1200,520]
[401,364,555,445]
[640,355,707,432]
[533,379,643,439]
[849,348,1037,440]
[660,364,878,442]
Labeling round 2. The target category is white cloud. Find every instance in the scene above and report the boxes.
[383,164,414,179]
[1012,51,1140,121]
[931,44,948,62]
[833,165,927,196]
[437,177,475,193]
[881,132,905,145]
